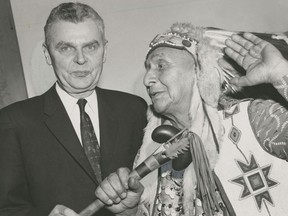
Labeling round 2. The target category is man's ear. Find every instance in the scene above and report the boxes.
[103,41,108,63]
[42,43,52,65]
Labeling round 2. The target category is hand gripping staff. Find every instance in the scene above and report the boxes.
[79,125,189,216]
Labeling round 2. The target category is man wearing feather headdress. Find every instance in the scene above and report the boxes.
[95,23,288,216]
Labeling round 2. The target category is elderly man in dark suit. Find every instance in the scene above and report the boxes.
[0,2,147,216]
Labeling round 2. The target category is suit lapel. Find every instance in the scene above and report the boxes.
[43,86,98,184]
[96,87,119,178]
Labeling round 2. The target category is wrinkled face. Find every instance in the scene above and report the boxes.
[144,47,196,118]
[43,19,107,98]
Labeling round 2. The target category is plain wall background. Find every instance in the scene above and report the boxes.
[10,0,288,103]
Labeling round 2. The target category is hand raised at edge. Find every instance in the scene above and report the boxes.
[224,32,288,86]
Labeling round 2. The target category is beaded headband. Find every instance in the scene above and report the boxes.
[146,32,198,60]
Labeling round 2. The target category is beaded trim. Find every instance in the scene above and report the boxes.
[146,32,198,59]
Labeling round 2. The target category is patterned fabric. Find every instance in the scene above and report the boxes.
[77,99,102,183]
[154,162,185,216]
[248,74,288,160]
[215,101,288,216]
[274,74,288,99]
[152,162,226,216]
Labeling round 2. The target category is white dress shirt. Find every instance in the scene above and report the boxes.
[55,83,100,146]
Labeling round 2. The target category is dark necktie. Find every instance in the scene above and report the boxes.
[77,99,102,183]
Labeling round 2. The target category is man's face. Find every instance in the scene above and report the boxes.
[43,19,107,97]
[144,47,196,117]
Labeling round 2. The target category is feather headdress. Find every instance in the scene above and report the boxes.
[146,23,288,107]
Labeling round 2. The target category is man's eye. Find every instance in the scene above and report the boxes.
[60,46,73,53]
[157,63,166,70]
[84,44,97,52]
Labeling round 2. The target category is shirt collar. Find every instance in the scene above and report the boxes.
[55,83,98,115]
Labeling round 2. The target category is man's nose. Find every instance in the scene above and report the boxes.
[74,50,87,65]
[143,70,157,87]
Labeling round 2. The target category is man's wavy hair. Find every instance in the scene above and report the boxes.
[44,2,105,46]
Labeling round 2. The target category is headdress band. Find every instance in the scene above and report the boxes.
[146,32,198,59]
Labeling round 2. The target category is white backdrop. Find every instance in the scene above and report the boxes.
[10,0,288,103]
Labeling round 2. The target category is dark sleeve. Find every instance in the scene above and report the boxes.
[130,97,148,166]
[0,108,45,216]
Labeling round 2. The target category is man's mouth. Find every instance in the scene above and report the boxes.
[149,91,162,99]
[72,70,90,77]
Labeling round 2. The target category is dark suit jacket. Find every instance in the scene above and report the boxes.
[0,85,147,216]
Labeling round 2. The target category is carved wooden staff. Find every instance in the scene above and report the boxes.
[79,125,189,216]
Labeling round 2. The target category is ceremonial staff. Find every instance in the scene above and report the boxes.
[79,125,189,216]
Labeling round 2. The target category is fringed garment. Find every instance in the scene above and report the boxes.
[134,75,288,216]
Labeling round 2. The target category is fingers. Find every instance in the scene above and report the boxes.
[227,35,251,56]
[224,46,244,67]
[49,205,78,216]
[128,177,144,194]
[226,33,266,57]
[117,167,130,190]
[224,35,249,65]
[242,32,262,45]
[224,34,249,67]
[224,33,266,69]
[230,76,252,87]
[229,33,261,50]
[95,167,130,205]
